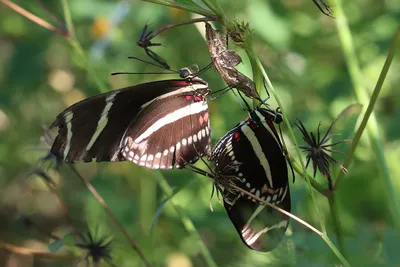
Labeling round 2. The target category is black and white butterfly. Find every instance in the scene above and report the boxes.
[188,107,290,251]
[50,67,212,170]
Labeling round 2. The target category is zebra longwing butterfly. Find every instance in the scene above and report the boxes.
[210,107,290,251]
[205,23,259,100]
[50,68,212,170]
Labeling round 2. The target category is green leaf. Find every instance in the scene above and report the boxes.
[63,232,78,246]
[248,0,290,48]
[149,186,184,234]
[48,239,64,253]
[332,103,363,150]
[175,0,204,9]
[47,233,77,252]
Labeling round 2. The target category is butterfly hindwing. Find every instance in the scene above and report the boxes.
[224,190,290,251]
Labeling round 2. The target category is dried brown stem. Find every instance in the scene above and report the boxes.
[68,165,151,267]
[0,0,69,37]
[228,184,324,236]
[144,17,217,41]
[33,0,65,29]
[0,240,74,259]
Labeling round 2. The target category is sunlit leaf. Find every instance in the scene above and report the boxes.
[48,233,77,252]
[149,186,184,234]
[48,239,64,253]
[332,103,363,150]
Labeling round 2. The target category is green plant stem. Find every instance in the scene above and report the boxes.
[328,195,345,255]
[141,0,215,17]
[61,0,107,93]
[153,172,218,267]
[320,235,350,267]
[0,240,75,260]
[199,0,218,16]
[68,166,152,267]
[246,47,328,196]
[140,173,157,235]
[288,154,328,196]
[230,184,350,267]
[145,17,217,41]
[1,0,69,37]
[255,56,351,261]
[255,58,327,233]
[60,1,153,265]
[333,0,400,225]
[211,0,226,18]
[245,47,264,107]
[200,0,224,18]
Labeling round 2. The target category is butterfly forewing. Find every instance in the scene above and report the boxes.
[212,110,290,251]
[50,79,211,169]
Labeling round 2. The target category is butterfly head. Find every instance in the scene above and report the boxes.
[179,65,199,79]
[252,107,283,125]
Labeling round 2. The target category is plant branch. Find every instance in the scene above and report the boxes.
[0,240,74,259]
[143,17,217,42]
[141,0,215,17]
[328,195,345,255]
[153,172,218,267]
[34,0,65,28]
[60,0,107,93]
[256,58,327,233]
[199,0,223,18]
[68,165,152,267]
[42,175,80,234]
[333,0,400,225]
[229,184,323,235]
[0,0,69,37]
[287,154,329,196]
[229,184,350,267]
[245,47,264,107]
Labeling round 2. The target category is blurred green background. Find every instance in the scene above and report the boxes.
[0,0,400,266]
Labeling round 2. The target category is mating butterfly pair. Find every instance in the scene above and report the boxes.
[49,29,290,253]
[50,72,290,252]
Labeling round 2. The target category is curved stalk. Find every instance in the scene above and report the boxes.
[333,0,400,227]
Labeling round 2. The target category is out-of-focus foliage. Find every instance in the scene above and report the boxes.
[0,0,399,266]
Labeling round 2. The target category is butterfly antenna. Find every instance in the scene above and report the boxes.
[112,71,174,75]
[111,56,178,75]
